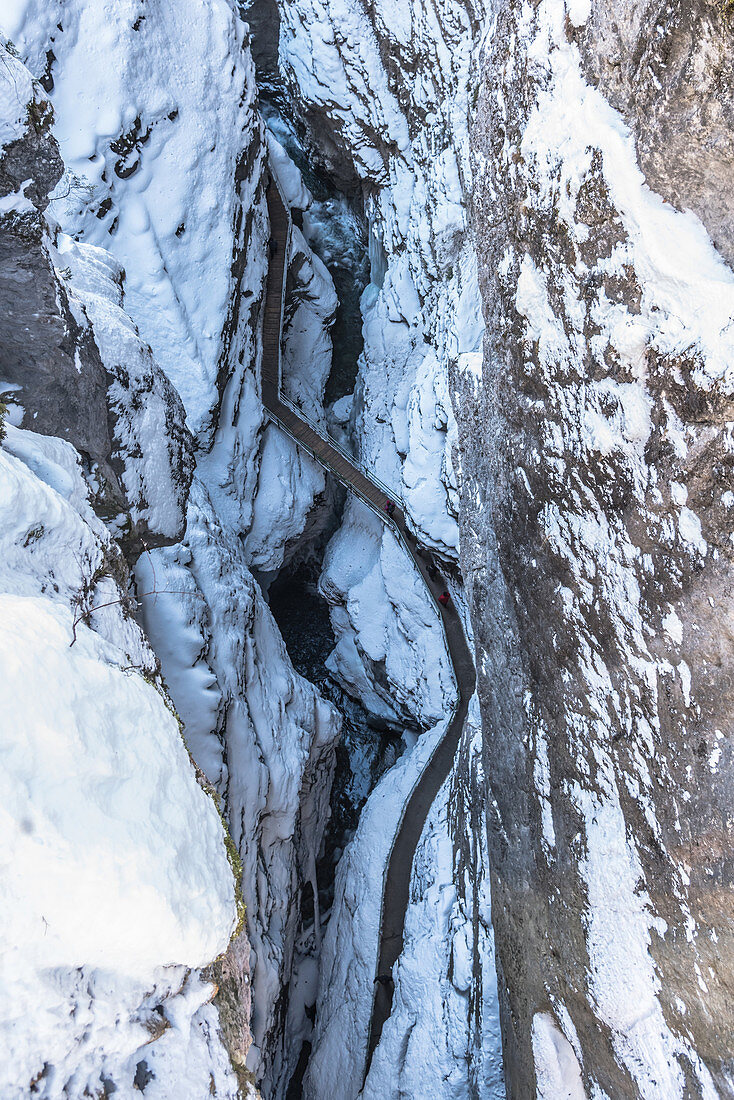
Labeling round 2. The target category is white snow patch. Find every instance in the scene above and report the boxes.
[532,1012,586,1099]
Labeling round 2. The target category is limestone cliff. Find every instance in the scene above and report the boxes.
[462,0,734,1094]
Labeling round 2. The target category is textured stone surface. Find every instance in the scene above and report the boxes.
[576,0,734,267]
[459,0,734,1094]
[0,77,194,555]
[0,112,114,486]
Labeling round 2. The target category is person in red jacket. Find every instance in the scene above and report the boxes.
[438,591,450,607]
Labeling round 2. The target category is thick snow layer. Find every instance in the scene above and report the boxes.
[54,233,193,542]
[320,496,456,726]
[267,127,313,211]
[1,595,233,974]
[364,728,504,1099]
[281,223,338,417]
[306,708,503,1100]
[532,1013,586,1100]
[0,426,238,1098]
[304,720,447,1100]
[137,477,342,1093]
[3,0,261,439]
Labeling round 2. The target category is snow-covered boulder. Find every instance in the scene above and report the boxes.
[320,496,455,727]
[137,477,342,1095]
[0,424,240,1098]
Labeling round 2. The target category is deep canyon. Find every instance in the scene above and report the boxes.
[0,0,732,1098]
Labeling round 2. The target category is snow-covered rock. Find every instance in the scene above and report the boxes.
[0,9,340,1093]
[137,479,342,1095]
[0,424,239,1099]
[0,37,194,556]
[320,496,455,726]
[55,235,195,551]
[460,0,734,1093]
[4,0,255,441]
[268,0,502,1090]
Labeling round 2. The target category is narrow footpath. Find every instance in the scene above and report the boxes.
[262,176,477,1085]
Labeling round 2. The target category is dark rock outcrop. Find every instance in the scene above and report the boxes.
[0,59,194,558]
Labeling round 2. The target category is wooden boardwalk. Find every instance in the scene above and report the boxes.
[262,178,476,1085]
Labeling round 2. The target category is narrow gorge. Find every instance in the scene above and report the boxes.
[0,1,732,1099]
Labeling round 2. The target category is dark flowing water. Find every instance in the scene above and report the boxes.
[262,105,370,405]
[240,0,370,404]
[268,560,402,921]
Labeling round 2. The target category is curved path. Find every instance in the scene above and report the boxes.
[262,177,476,1085]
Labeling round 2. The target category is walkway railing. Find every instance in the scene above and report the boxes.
[279,391,403,509]
[261,165,476,1090]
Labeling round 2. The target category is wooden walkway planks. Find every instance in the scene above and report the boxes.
[261,177,477,1084]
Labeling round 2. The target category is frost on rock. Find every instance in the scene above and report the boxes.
[0,425,239,1099]
[272,0,503,1089]
[137,477,341,1095]
[463,0,734,1093]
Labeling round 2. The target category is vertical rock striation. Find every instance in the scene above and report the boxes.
[462,0,734,1094]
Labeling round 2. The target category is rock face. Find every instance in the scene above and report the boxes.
[265,0,506,1094]
[575,0,734,268]
[461,0,734,1095]
[3,0,733,1095]
[264,0,734,1094]
[1,4,340,1095]
[0,46,194,556]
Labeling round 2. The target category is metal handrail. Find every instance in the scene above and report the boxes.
[278,392,404,510]
[267,162,405,510]
[263,163,470,1087]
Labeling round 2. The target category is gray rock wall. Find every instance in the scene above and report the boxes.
[0,71,194,556]
[459,0,734,1094]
